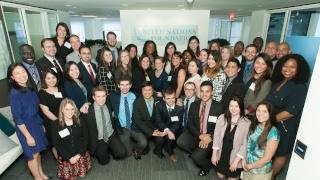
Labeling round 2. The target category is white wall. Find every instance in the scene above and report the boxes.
[57,10,71,30]
[248,10,268,46]
[241,16,251,47]
[120,10,210,56]
[286,46,320,179]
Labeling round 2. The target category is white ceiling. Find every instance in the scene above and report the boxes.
[7,0,320,18]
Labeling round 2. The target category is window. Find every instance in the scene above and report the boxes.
[70,19,86,42]
[102,19,121,41]
[230,22,243,46]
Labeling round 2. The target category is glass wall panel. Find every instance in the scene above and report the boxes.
[47,12,57,38]
[0,19,11,79]
[220,21,230,41]
[230,22,242,46]
[266,12,285,44]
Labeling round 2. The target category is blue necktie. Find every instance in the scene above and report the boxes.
[124,97,131,130]
[147,100,152,117]
[184,99,189,129]
[168,107,171,116]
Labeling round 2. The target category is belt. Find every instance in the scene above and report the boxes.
[122,127,127,130]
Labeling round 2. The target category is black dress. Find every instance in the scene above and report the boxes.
[169,67,184,96]
[216,126,242,178]
[52,36,73,64]
[38,87,67,147]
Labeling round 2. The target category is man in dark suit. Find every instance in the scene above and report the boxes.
[155,87,183,163]
[221,57,245,108]
[78,45,98,96]
[107,76,147,162]
[81,85,127,165]
[188,81,224,176]
[176,82,200,153]
[96,31,121,65]
[233,41,245,64]
[238,44,259,82]
[36,38,65,88]
[133,81,165,159]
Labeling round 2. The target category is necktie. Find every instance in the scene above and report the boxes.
[100,106,109,142]
[243,65,250,82]
[168,107,171,116]
[30,65,41,91]
[223,78,230,93]
[124,97,131,130]
[112,51,116,64]
[184,99,189,129]
[52,59,63,76]
[88,65,95,83]
[147,100,152,117]
[199,103,206,134]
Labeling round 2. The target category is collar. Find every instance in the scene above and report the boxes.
[94,102,103,111]
[185,95,195,103]
[201,98,212,106]
[44,55,56,62]
[144,97,154,103]
[166,103,175,110]
[228,74,238,81]
[21,61,36,69]
[81,59,91,66]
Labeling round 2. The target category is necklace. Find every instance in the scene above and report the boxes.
[231,122,238,126]
[155,70,162,76]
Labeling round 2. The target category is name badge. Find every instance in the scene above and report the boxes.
[168,76,172,81]
[58,128,70,138]
[54,92,63,98]
[107,71,112,78]
[208,116,217,123]
[64,42,71,49]
[249,83,256,91]
[171,116,179,122]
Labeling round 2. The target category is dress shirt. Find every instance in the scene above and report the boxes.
[44,55,63,72]
[94,102,114,140]
[164,103,175,132]
[21,61,41,85]
[183,95,195,126]
[144,97,154,111]
[81,60,96,78]
[235,55,243,64]
[118,92,136,127]
[243,61,254,82]
[224,74,237,91]
[199,99,212,134]
[110,46,118,65]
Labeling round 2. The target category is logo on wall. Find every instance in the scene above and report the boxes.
[132,25,198,45]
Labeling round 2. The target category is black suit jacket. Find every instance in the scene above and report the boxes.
[220,75,245,108]
[96,47,121,64]
[133,94,161,137]
[155,101,183,134]
[80,102,114,155]
[78,61,98,95]
[36,56,65,88]
[187,100,225,149]
[238,58,247,82]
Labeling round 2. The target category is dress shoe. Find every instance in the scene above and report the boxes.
[198,169,209,176]
[153,151,165,159]
[132,150,142,162]
[188,153,192,158]
[170,154,177,163]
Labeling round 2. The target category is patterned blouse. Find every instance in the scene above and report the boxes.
[97,66,117,94]
[76,81,88,102]
[200,68,226,102]
[246,126,280,175]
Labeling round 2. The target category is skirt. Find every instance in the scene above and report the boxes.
[57,151,92,180]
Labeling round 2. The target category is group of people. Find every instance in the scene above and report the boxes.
[7,22,311,180]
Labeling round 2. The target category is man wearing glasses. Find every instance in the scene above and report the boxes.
[96,31,121,65]
[238,44,259,82]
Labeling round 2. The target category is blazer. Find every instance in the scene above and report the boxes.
[106,91,142,135]
[244,74,272,115]
[36,56,65,88]
[155,101,183,134]
[96,47,121,64]
[80,102,114,155]
[187,100,225,149]
[131,68,146,96]
[238,59,247,82]
[220,75,245,108]
[180,95,201,102]
[213,115,251,168]
[64,80,93,109]
[133,94,161,137]
[78,61,98,95]
[150,69,169,92]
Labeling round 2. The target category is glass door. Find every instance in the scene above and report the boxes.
[266,12,286,44]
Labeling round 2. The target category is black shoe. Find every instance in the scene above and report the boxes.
[198,169,209,176]
[188,153,192,158]
[132,150,142,162]
[113,156,120,161]
[153,151,165,159]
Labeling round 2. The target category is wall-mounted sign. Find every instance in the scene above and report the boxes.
[131,25,198,45]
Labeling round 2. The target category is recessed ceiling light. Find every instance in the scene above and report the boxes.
[95,18,108,19]
[236,9,243,11]
[69,11,75,13]
[81,15,97,18]
[178,5,184,7]
[73,7,77,8]
[256,5,263,8]
[121,4,129,6]
[147,8,151,10]
[70,15,79,17]
[66,5,72,7]
[181,9,186,11]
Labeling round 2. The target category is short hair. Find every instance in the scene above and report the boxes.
[19,44,33,51]
[235,41,244,47]
[92,85,107,96]
[227,57,241,68]
[79,45,91,53]
[162,87,175,97]
[254,37,263,42]
[200,81,213,90]
[184,81,196,88]
[155,56,165,63]
[41,38,54,48]
[69,34,80,41]
[41,68,59,89]
[107,31,117,38]
[245,44,258,52]
[118,75,131,85]
[266,40,277,45]
[141,81,153,89]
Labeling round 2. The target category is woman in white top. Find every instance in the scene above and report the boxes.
[201,50,226,102]
[221,45,234,68]
[164,42,176,74]
[185,59,202,97]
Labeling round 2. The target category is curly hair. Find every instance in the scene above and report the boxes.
[271,54,310,84]
[58,98,81,128]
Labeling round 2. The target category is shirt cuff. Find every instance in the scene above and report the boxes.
[212,146,220,150]
[246,106,255,113]
[164,128,170,132]
[236,153,244,159]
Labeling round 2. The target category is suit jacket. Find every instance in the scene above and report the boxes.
[213,115,251,168]
[36,56,65,88]
[64,80,93,109]
[150,69,169,92]
[133,94,161,137]
[187,100,225,149]
[96,47,121,64]
[80,102,114,155]
[180,95,201,102]
[78,61,98,96]
[155,101,183,134]
[238,59,246,82]
[106,91,142,135]
[220,75,245,108]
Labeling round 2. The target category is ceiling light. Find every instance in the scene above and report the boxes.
[178,5,184,7]
[121,4,128,6]
[181,9,186,11]
[147,8,151,10]
[70,15,79,17]
[236,9,243,11]
[66,5,72,7]
[69,11,75,13]
[187,0,194,3]
[81,15,97,18]
[95,18,108,19]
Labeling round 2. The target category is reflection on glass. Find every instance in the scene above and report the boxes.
[47,13,57,37]
[286,11,311,37]
[2,6,27,63]
[266,12,285,44]
[220,21,230,41]
[25,10,45,61]
[0,20,12,79]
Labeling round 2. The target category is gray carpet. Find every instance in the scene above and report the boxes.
[0,142,290,180]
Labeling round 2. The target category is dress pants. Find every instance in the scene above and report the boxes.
[142,135,165,156]
[191,141,213,171]
[94,132,127,165]
[177,129,192,153]
[119,129,148,157]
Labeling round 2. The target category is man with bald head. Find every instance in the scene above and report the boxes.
[265,41,277,61]
[276,42,292,60]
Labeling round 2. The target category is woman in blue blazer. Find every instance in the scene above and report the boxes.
[151,57,169,97]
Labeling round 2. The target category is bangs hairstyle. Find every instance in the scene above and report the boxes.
[221,45,234,59]
[64,61,85,86]
[118,75,131,85]
[143,40,158,58]
[58,98,80,128]
[98,46,116,74]
[271,54,310,84]
[138,54,152,77]
[227,57,241,68]
[186,59,202,80]
[124,44,138,59]
[92,85,107,96]
[162,87,176,97]
[251,53,273,96]
[7,63,35,93]
[41,68,59,89]
[163,42,176,63]
[249,100,277,149]
[224,96,245,130]
[155,56,165,64]
[203,50,223,79]
[187,36,200,56]
[56,22,71,40]
[170,51,184,75]
[117,50,132,77]
[200,48,210,62]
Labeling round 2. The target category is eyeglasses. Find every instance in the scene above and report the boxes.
[185,88,195,91]
[81,52,91,55]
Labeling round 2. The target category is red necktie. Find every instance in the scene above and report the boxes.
[199,103,206,134]
[88,65,95,83]
[53,59,63,75]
